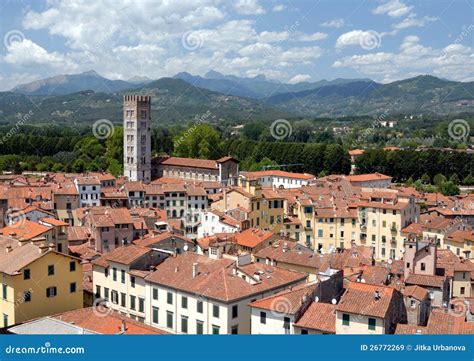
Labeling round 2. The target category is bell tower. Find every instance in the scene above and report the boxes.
[123,95,151,183]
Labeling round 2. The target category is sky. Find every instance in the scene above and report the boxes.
[0,0,473,91]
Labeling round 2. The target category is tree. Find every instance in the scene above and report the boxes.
[421,173,431,184]
[440,181,460,196]
[433,174,446,187]
[174,124,222,159]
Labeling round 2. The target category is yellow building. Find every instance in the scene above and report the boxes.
[213,181,285,233]
[0,237,83,327]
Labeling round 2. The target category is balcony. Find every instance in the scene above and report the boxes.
[390,224,397,233]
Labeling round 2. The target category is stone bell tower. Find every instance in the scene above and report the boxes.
[123,95,151,183]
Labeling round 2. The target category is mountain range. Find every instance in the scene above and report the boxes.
[1,70,473,124]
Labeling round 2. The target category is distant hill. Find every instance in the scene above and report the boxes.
[0,78,292,125]
[173,70,369,99]
[12,70,147,96]
[266,75,474,116]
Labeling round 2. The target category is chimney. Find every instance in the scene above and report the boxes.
[192,263,198,278]
[121,320,126,333]
[5,245,12,253]
[374,291,381,300]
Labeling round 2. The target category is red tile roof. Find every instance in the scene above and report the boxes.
[53,307,168,334]
[294,302,337,333]
[337,282,396,319]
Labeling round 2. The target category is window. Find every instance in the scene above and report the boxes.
[181,316,188,333]
[69,261,76,272]
[3,314,8,328]
[410,300,416,308]
[167,292,173,305]
[113,268,117,281]
[368,318,376,331]
[152,307,159,324]
[212,325,220,334]
[23,269,30,280]
[46,286,57,298]
[121,270,125,284]
[231,325,238,334]
[152,288,158,300]
[130,295,136,310]
[196,321,204,334]
[260,311,266,324]
[166,311,173,328]
[342,313,350,326]
[48,265,55,276]
[24,290,32,302]
[130,276,135,288]
[104,287,109,301]
[420,263,426,271]
[95,285,101,298]
[197,300,203,313]
[105,268,109,277]
[232,305,238,319]
[70,282,76,293]
[181,296,188,309]
[283,317,290,330]
[301,329,308,334]
[111,290,119,304]
[460,287,465,295]
[139,298,145,313]
[212,304,219,318]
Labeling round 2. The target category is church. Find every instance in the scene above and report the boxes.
[123,95,239,185]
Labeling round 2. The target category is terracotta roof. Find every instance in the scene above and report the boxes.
[396,308,474,334]
[53,307,168,334]
[347,172,392,183]
[359,266,390,286]
[348,149,364,156]
[405,274,445,289]
[402,285,429,301]
[0,243,46,275]
[336,282,396,319]
[294,302,337,333]
[255,241,320,270]
[75,176,100,185]
[67,226,91,242]
[40,218,69,227]
[92,245,151,267]
[133,232,192,247]
[145,252,307,303]
[234,228,277,248]
[249,282,318,314]
[159,157,218,170]
[241,170,315,181]
[0,220,52,240]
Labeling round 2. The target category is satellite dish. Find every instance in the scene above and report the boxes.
[331,298,337,305]
[388,259,393,264]
[183,244,189,252]
[361,279,366,283]
[315,296,319,303]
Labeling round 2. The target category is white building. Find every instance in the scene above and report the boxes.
[197,209,240,238]
[74,176,101,207]
[240,170,315,189]
[143,252,307,334]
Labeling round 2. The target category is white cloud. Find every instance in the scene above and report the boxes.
[372,0,413,18]
[393,13,438,29]
[333,35,474,82]
[233,0,265,15]
[256,31,289,43]
[321,18,345,28]
[3,39,76,70]
[336,30,382,49]
[296,32,328,41]
[272,4,285,12]
[288,74,312,84]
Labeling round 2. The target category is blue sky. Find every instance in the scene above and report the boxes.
[0,0,473,90]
